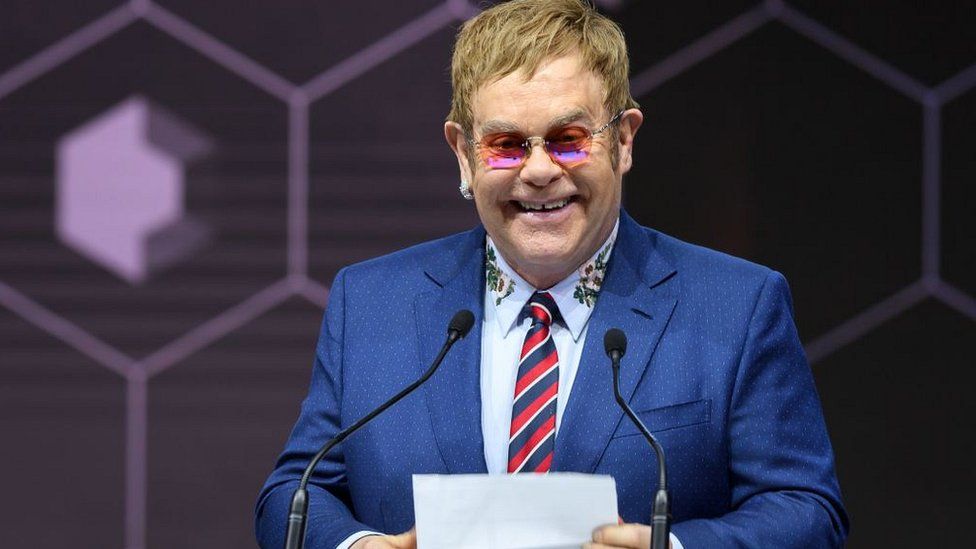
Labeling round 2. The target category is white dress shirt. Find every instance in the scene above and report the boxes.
[339,220,681,548]
[479,223,617,473]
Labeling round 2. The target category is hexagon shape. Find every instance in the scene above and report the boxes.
[0,308,125,547]
[814,300,976,546]
[56,95,212,284]
[0,1,120,74]
[0,21,288,357]
[789,1,976,85]
[147,298,321,546]
[154,0,444,83]
[610,0,757,74]
[308,28,480,285]
[942,87,976,297]
[622,23,921,341]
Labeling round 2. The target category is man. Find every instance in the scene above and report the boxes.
[256,1,848,547]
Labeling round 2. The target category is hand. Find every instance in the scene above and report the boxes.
[350,528,416,549]
[585,522,665,549]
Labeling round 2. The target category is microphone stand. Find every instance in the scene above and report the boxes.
[284,311,474,549]
[607,334,670,549]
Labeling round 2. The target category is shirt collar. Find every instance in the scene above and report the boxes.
[485,219,619,342]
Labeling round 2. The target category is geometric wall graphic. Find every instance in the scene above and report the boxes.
[0,307,125,549]
[146,297,322,548]
[308,28,479,285]
[625,22,922,342]
[942,88,976,297]
[612,0,757,76]
[814,300,976,547]
[788,1,976,86]
[56,96,212,284]
[0,13,291,358]
[153,0,447,83]
[1,1,974,548]
[613,0,976,364]
[0,1,120,75]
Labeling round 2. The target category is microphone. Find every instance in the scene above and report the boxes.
[284,310,475,549]
[604,328,670,549]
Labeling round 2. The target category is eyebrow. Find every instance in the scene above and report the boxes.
[478,119,522,135]
[548,108,590,128]
[477,108,593,136]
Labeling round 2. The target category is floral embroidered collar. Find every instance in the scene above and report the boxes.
[572,239,613,307]
[485,244,516,306]
[485,223,618,309]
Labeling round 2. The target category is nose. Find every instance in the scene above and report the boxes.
[519,138,562,187]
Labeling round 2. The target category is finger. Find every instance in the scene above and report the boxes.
[359,538,393,549]
[592,523,651,548]
[359,533,409,549]
[390,527,417,549]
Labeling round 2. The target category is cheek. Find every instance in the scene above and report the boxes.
[471,173,511,201]
[579,172,620,206]
[470,183,492,207]
[471,180,511,224]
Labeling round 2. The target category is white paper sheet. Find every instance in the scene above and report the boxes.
[413,473,618,549]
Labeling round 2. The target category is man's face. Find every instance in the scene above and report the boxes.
[447,54,642,287]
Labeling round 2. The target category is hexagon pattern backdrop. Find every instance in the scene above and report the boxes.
[1,1,974,547]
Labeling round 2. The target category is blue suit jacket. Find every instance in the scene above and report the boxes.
[256,211,848,548]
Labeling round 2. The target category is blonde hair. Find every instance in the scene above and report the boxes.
[448,0,638,134]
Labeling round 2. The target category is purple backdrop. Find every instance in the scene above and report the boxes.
[1,1,974,547]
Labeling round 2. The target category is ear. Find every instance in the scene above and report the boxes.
[444,121,475,184]
[615,108,644,174]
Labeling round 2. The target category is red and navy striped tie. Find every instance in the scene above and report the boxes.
[508,291,561,473]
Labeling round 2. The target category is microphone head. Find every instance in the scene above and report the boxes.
[604,328,627,358]
[448,309,475,338]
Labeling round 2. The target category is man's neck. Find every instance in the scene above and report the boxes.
[503,226,618,291]
[485,221,619,337]
[513,265,574,291]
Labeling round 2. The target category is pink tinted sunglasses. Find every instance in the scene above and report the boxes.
[471,110,624,169]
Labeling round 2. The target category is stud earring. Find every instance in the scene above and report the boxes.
[459,180,474,200]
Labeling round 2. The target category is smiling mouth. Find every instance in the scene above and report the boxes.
[513,197,576,212]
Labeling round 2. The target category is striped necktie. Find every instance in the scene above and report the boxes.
[508,291,561,473]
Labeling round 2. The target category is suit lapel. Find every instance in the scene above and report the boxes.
[415,228,489,474]
[553,213,678,473]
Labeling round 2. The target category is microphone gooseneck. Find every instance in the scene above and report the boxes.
[603,328,670,549]
[284,309,475,549]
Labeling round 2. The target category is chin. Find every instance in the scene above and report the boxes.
[516,241,578,270]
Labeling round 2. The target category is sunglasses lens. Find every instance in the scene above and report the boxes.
[548,147,589,164]
[546,127,591,165]
[485,153,525,168]
[483,133,527,168]
[479,127,594,168]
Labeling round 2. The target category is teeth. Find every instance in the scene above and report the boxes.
[518,198,569,211]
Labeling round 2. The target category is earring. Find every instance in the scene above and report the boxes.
[459,180,474,200]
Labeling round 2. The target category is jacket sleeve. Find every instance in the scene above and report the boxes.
[670,271,850,548]
[255,269,378,548]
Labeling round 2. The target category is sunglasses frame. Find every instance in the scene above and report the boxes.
[469,109,625,170]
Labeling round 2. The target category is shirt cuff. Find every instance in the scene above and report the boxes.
[336,530,384,549]
[338,529,680,548]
